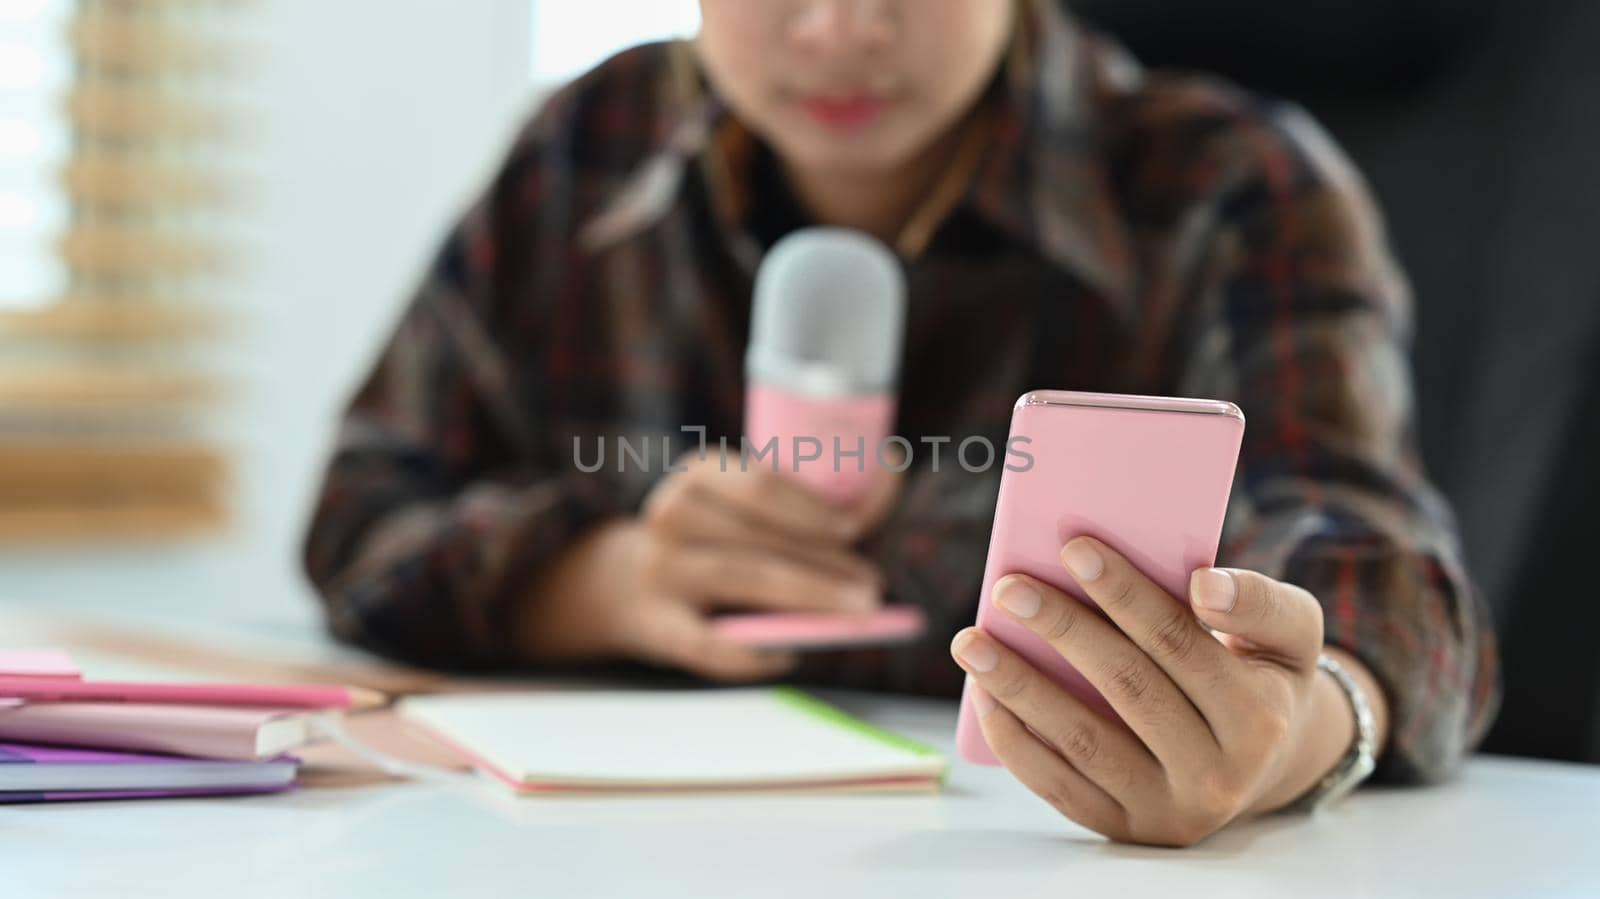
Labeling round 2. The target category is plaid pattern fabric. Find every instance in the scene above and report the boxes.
[304,3,1498,783]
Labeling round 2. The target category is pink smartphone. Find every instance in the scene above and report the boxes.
[712,607,927,651]
[955,390,1245,765]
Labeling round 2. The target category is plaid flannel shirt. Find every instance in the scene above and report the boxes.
[304,3,1498,783]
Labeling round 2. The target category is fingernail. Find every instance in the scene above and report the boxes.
[1191,568,1236,612]
[951,631,998,673]
[845,585,879,612]
[1061,540,1104,582]
[969,680,997,719]
[995,578,1041,619]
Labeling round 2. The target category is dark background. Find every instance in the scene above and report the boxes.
[1067,0,1600,763]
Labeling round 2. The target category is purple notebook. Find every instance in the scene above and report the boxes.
[1,785,295,804]
[0,742,297,803]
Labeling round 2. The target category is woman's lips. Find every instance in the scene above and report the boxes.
[799,94,889,131]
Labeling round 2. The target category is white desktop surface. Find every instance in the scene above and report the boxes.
[3,601,1599,899]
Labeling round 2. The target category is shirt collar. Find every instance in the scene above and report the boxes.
[966,1,1137,320]
[580,2,1137,324]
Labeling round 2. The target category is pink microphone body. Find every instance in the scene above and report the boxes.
[743,386,896,504]
[743,229,907,506]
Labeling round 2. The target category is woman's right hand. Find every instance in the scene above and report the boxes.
[515,452,903,680]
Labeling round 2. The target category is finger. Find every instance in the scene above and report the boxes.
[986,569,1210,763]
[951,628,1158,803]
[966,680,1129,841]
[679,454,855,544]
[630,600,798,682]
[654,544,880,614]
[1188,568,1323,670]
[645,479,882,587]
[842,442,907,539]
[1047,537,1241,725]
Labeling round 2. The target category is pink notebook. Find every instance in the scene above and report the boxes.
[0,650,81,709]
[0,648,382,710]
[0,649,81,680]
[0,703,316,762]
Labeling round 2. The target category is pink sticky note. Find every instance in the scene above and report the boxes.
[0,649,82,680]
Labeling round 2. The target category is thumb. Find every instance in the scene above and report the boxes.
[1188,567,1324,668]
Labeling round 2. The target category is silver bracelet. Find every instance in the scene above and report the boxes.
[1287,653,1378,813]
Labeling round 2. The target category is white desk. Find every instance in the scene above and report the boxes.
[4,605,1600,898]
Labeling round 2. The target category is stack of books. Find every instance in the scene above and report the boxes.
[0,649,379,803]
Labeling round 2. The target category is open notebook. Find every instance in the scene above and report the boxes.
[398,687,947,794]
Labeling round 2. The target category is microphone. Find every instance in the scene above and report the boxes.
[744,227,907,505]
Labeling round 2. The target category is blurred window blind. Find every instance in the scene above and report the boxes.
[0,0,233,540]
[529,0,699,91]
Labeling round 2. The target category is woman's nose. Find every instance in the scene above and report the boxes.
[788,0,896,56]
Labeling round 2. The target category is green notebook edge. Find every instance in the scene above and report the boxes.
[770,687,949,783]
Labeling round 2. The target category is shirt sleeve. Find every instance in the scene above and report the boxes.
[302,116,620,670]
[1173,101,1501,783]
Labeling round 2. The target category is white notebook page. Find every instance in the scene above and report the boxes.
[399,688,946,788]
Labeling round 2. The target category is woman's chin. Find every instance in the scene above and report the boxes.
[774,135,930,183]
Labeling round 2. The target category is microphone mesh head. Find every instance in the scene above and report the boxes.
[746,228,906,395]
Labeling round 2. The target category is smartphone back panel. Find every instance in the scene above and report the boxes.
[956,390,1245,765]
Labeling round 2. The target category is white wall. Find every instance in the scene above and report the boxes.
[0,0,535,626]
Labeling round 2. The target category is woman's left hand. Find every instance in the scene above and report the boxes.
[951,536,1383,847]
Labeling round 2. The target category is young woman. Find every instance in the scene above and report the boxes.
[305,0,1498,845]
